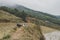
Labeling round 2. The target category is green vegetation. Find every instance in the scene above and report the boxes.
[2,35,10,40]
[0,6,60,25]
[0,6,60,29]
[0,6,29,22]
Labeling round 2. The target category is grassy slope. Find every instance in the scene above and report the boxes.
[11,24,59,40]
[0,23,58,40]
[0,10,24,23]
[0,23,16,39]
[0,10,59,40]
[0,10,24,39]
[11,23,43,40]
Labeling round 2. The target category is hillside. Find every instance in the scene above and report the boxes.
[0,6,60,25]
[10,23,45,40]
[0,6,60,40]
[0,6,60,29]
[0,23,59,40]
[0,10,24,23]
[0,23,58,40]
[0,10,45,40]
[13,5,60,25]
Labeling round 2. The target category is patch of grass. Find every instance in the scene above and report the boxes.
[0,10,24,23]
[2,35,11,40]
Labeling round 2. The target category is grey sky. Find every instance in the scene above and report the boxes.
[0,0,60,15]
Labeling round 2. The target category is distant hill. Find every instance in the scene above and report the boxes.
[9,5,60,25]
[0,5,60,25]
[0,6,60,29]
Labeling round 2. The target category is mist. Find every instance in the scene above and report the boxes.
[0,0,60,15]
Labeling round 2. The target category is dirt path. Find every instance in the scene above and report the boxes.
[11,27,25,40]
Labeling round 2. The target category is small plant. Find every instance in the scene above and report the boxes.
[3,35,11,39]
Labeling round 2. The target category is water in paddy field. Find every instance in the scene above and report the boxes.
[44,31,60,40]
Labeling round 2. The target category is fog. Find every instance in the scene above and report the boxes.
[0,0,60,15]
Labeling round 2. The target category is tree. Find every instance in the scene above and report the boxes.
[20,11,28,22]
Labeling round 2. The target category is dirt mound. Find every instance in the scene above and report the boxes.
[10,23,45,40]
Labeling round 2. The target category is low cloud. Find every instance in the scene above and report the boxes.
[0,0,60,15]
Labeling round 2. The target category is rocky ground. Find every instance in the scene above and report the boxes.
[44,31,60,40]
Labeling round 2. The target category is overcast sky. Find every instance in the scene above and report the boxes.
[0,0,60,15]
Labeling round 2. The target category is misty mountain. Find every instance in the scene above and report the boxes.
[0,4,56,18]
[0,2,17,8]
[0,4,60,25]
[11,5,60,25]
[13,5,57,18]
